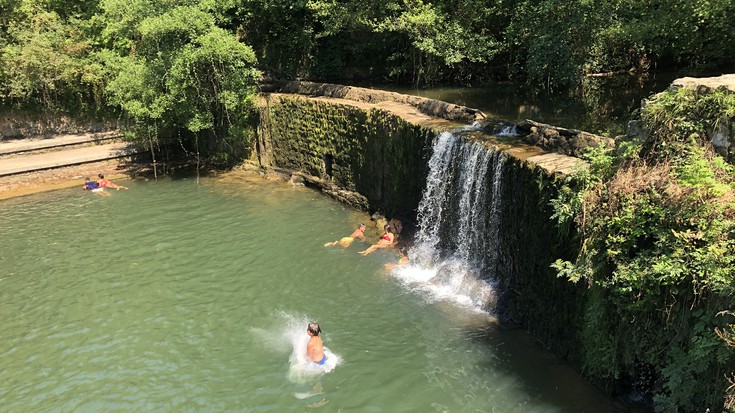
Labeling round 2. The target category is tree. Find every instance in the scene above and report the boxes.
[100,0,261,164]
[0,0,105,111]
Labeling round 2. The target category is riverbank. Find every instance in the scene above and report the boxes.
[0,159,145,200]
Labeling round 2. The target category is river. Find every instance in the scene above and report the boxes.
[349,71,683,136]
[0,173,647,412]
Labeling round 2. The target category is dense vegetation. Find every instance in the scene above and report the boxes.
[1,0,734,156]
[2,1,734,410]
[552,86,735,411]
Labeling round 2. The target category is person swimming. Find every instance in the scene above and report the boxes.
[306,322,326,365]
[83,177,100,191]
[97,174,128,190]
[358,224,395,255]
[324,223,366,247]
[82,177,108,195]
[384,246,409,270]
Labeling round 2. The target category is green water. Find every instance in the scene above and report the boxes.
[348,72,682,135]
[0,174,642,412]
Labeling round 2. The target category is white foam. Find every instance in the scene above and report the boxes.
[256,312,340,383]
[390,259,496,313]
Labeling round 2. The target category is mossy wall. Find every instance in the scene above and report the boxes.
[256,94,434,217]
[493,157,586,365]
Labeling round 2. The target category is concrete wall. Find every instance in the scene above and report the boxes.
[0,112,119,140]
[253,83,589,367]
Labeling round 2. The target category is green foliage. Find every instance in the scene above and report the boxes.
[373,0,500,86]
[100,0,261,164]
[3,0,735,110]
[0,2,105,111]
[504,0,597,91]
[642,87,735,159]
[549,87,735,410]
[230,0,317,79]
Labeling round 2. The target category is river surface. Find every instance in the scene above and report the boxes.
[0,173,645,412]
[350,71,683,136]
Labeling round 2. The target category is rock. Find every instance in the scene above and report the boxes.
[517,120,614,157]
[288,174,305,186]
[671,74,735,93]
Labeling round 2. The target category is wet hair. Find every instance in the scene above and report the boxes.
[359,223,366,227]
[384,224,392,232]
[307,322,321,336]
[98,174,105,179]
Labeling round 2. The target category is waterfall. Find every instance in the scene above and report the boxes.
[496,125,518,137]
[393,132,507,313]
[485,151,506,274]
[446,137,493,264]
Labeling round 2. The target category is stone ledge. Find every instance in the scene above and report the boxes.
[260,80,486,123]
[671,74,735,93]
[0,131,122,156]
[0,143,143,177]
[516,120,614,158]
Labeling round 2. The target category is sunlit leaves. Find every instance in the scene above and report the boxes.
[1,5,104,110]
[100,1,260,161]
[549,85,735,410]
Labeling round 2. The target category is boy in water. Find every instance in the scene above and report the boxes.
[306,322,326,365]
[83,177,100,191]
[324,223,366,247]
[82,177,108,195]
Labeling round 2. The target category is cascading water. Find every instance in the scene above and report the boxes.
[393,131,507,313]
[485,151,506,274]
[496,124,518,137]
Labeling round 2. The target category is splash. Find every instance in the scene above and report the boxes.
[251,312,340,384]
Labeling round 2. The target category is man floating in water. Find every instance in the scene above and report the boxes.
[306,322,326,365]
[324,223,366,247]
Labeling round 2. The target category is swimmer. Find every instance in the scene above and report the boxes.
[384,246,409,270]
[82,177,108,195]
[306,322,326,365]
[324,223,366,247]
[97,174,128,190]
[358,224,395,255]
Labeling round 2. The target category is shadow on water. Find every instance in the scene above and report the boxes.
[457,319,651,413]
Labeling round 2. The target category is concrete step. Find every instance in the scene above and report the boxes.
[0,142,144,177]
[0,131,122,156]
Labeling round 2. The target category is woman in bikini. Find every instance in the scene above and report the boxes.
[97,174,128,190]
[358,224,395,255]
